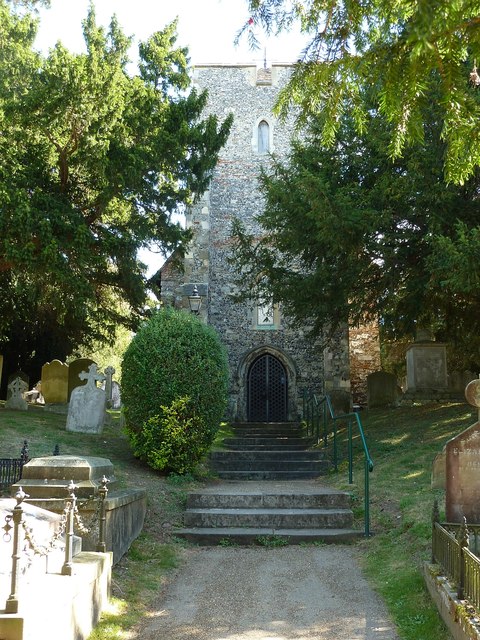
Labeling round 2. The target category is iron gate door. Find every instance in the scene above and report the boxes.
[247,354,287,422]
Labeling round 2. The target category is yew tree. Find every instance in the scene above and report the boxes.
[240,0,480,184]
[230,91,480,369]
[0,2,232,387]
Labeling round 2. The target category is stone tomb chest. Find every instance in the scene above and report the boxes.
[13,455,146,562]
[16,455,116,499]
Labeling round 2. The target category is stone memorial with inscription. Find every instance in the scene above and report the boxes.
[66,364,106,434]
[41,359,69,404]
[406,330,448,392]
[5,376,28,410]
[445,378,480,523]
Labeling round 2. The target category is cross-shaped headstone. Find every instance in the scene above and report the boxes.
[8,376,27,399]
[78,364,105,390]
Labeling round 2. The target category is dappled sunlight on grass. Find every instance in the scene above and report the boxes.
[379,433,411,446]
[402,470,425,480]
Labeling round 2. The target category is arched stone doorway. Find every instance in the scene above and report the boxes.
[247,353,288,422]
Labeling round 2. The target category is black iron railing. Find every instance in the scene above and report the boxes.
[0,440,29,493]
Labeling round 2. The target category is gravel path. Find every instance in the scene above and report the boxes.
[136,545,400,640]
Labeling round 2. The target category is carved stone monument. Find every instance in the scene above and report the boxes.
[406,332,448,392]
[445,378,480,523]
[5,376,28,411]
[12,455,146,563]
[41,359,69,404]
[66,364,106,434]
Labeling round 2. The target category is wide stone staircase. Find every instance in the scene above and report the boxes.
[175,422,362,545]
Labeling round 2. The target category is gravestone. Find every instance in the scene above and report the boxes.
[67,357,95,401]
[104,365,115,409]
[66,364,106,434]
[406,335,448,391]
[367,371,400,408]
[7,370,29,401]
[5,376,28,410]
[111,381,121,410]
[445,379,480,522]
[41,359,69,404]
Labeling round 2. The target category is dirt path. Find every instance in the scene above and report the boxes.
[135,545,399,640]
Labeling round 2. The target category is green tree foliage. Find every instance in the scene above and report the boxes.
[0,2,232,386]
[230,97,480,369]
[240,0,480,183]
[121,307,229,470]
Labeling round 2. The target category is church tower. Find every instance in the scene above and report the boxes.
[160,64,351,420]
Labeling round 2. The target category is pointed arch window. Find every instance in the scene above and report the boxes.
[257,120,270,154]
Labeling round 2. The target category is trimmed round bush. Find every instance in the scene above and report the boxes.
[121,307,229,472]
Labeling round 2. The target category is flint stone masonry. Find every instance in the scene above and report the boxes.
[161,64,351,420]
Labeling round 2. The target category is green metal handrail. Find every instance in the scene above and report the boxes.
[303,389,374,537]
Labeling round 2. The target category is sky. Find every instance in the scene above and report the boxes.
[34,0,307,66]
[33,0,307,277]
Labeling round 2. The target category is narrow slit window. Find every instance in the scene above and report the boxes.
[258,120,270,153]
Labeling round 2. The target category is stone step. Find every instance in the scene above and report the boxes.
[222,443,311,451]
[184,507,353,529]
[223,437,313,448]
[174,526,362,545]
[210,459,327,473]
[210,450,323,462]
[232,429,305,437]
[186,490,351,510]
[213,470,328,480]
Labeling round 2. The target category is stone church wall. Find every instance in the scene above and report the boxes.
[161,64,351,420]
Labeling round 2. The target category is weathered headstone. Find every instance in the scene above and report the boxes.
[406,336,448,391]
[7,370,29,401]
[104,365,115,408]
[66,364,106,433]
[67,357,95,401]
[367,371,400,408]
[41,359,69,404]
[111,381,121,410]
[445,379,480,522]
[5,376,28,410]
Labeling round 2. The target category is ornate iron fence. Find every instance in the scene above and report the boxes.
[432,500,480,608]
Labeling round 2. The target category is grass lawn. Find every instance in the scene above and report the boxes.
[323,401,475,640]
[0,400,475,639]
